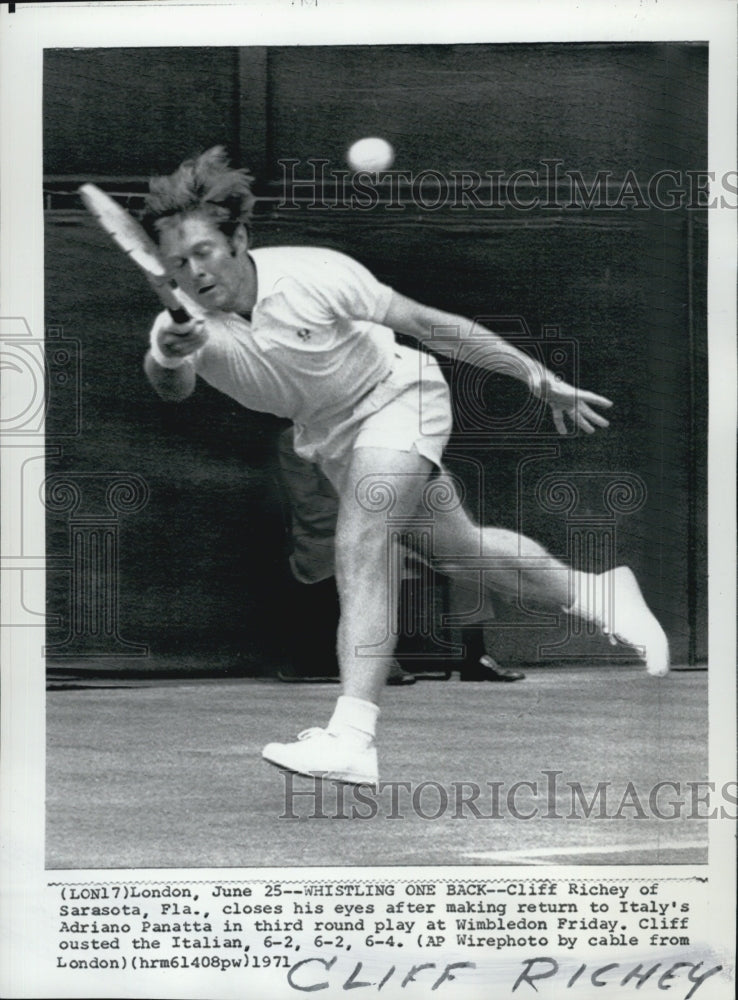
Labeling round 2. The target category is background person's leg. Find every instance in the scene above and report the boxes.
[276,426,338,586]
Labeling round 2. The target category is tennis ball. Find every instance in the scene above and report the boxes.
[346,137,395,173]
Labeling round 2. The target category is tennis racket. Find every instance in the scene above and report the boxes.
[79,183,202,325]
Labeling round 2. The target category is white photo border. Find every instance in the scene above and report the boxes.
[1,1,735,997]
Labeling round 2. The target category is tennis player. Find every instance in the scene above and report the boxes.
[142,147,669,786]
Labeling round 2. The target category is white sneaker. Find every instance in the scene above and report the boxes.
[571,566,670,677]
[262,728,379,786]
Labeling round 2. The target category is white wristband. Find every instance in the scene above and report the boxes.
[148,313,201,369]
[149,338,191,370]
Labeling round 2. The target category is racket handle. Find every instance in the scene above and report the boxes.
[147,275,192,327]
[168,306,191,325]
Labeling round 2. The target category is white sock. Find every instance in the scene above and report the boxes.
[327,695,379,747]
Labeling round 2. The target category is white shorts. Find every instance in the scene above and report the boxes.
[294,344,452,493]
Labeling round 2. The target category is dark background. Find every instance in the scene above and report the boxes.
[43,43,707,670]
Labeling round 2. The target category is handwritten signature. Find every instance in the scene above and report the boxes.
[286,954,723,997]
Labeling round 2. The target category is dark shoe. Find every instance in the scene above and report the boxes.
[460,654,525,682]
[387,661,417,686]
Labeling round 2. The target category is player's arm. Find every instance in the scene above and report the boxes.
[383,290,613,435]
[144,315,208,402]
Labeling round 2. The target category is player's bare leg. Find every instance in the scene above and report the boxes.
[262,447,434,785]
[262,460,669,785]
[427,472,669,676]
[333,447,436,699]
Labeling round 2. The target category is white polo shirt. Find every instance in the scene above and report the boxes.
[151,245,401,461]
[152,247,450,472]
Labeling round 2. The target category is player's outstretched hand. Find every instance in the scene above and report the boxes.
[155,317,209,365]
[534,375,613,435]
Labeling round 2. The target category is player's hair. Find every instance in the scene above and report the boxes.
[141,146,255,241]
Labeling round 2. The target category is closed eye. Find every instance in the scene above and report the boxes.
[167,243,215,271]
